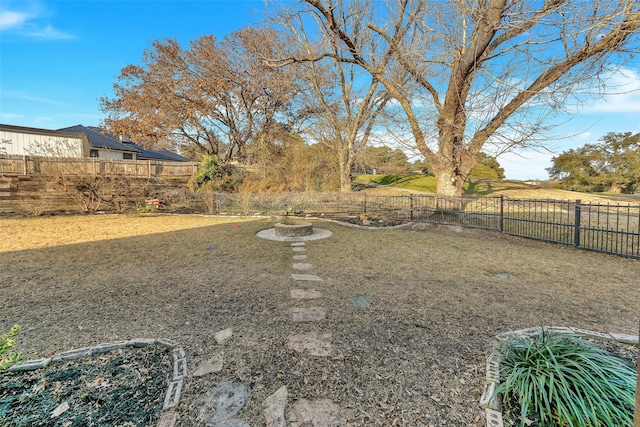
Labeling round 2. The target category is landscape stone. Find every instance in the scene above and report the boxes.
[290,289,322,299]
[208,420,250,427]
[292,254,307,261]
[609,332,638,344]
[292,307,327,322]
[485,408,504,427]
[163,379,183,410]
[193,353,224,377]
[291,242,305,247]
[288,399,345,427]
[292,247,306,252]
[292,263,313,270]
[569,327,612,340]
[264,386,288,427]
[287,332,332,356]
[8,358,51,372]
[215,328,233,344]
[203,380,248,424]
[173,356,188,380]
[52,347,93,362]
[352,296,372,307]
[92,341,128,354]
[291,273,322,281]
[157,411,179,427]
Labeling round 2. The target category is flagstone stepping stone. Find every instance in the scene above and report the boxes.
[288,332,332,356]
[214,328,233,345]
[292,247,306,252]
[292,254,307,261]
[208,420,250,427]
[288,399,346,426]
[264,386,288,427]
[193,353,224,377]
[352,296,372,307]
[292,307,327,322]
[291,242,305,247]
[292,263,313,270]
[291,273,322,281]
[203,380,248,424]
[290,289,322,299]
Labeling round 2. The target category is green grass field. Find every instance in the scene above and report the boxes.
[353,174,538,195]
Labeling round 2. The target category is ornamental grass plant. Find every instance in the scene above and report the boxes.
[495,329,636,427]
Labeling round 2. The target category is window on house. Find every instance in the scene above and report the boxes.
[89,150,99,157]
[123,153,133,160]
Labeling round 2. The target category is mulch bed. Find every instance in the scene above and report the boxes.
[0,346,171,426]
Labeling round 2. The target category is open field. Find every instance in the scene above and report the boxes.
[355,174,640,203]
[0,214,638,426]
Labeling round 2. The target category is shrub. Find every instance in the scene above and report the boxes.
[495,329,636,427]
[0,324,22,371]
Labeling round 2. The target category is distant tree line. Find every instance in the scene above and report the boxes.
[548,132,640,194]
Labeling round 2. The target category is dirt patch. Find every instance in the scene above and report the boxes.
[0,214,638,426]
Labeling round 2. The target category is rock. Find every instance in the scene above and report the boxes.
[264,386,288,427]
[290,289,322,299]
[288,399,345,427]
[193,353,224,377]
[207,420,250,427]
[214,328,233,345]
[203,380,248,424]
[292,307,327,322]
[288,332,332,356]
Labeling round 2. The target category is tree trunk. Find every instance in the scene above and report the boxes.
[433,165,465,197]
[339,164,353,193]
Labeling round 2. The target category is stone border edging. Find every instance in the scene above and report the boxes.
[8,337,185,427]
[480,326,639,427]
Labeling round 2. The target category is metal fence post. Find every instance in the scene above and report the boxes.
[410,194,414,221]
[574,200,582,248]
[363,192,367,214]
[499,195,504,233]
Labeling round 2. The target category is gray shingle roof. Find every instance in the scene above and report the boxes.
[59,125,142,153]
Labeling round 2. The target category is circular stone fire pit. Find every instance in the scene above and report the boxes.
[275,222,314,237]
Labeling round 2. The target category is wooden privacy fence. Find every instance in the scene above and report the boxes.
[214,192,640,259]
[0,155,197,177]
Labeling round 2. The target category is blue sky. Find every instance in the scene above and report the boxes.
[1,0,639,180]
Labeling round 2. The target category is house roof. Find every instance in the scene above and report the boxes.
[58,125,191,161]
[1,123,87,141]
[59,125,142,153]
[131,145,192,162]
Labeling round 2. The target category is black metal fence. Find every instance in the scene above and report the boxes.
[214,192,640,259]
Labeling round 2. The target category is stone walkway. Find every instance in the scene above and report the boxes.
[188,228,344,427]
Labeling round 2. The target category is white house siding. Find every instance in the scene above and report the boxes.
[0,128,84,157]
[96,149,137,160]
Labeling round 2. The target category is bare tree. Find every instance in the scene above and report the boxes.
[266,5,391,192]
[101,27,305,163]
[275,0,640,196]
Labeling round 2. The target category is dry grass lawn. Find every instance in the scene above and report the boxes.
[1,214,638,426]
